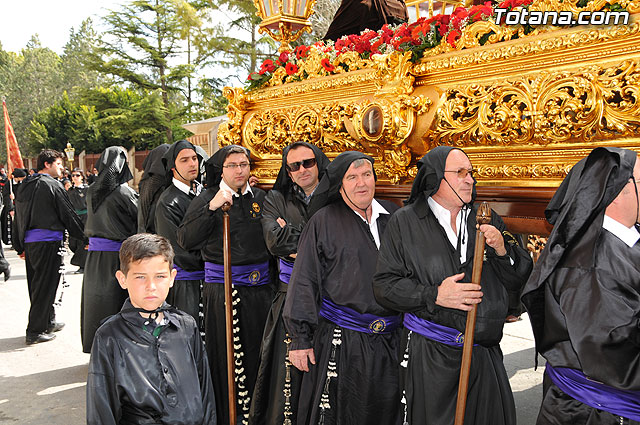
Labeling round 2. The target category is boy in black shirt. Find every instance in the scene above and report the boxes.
[86,233,216,424]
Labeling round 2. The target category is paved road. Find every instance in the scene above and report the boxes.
[0,245,545,424]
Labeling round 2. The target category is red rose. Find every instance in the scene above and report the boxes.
[446,29,462,47]
[295,45,310,60]
[321,57,335,72]
[259,59,277,74]
[279,51,290,65]
[285,62,298,75]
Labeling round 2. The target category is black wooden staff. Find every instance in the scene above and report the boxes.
[454,202,492,425]
[222,202,237,425]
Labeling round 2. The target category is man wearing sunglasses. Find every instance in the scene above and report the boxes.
[373,146,532,425]
[522,147,640,425]
[249,142,330,425]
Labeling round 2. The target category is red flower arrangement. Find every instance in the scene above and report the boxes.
[246,0,606,90]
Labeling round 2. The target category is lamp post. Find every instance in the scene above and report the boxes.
[252,0,317,53]
[64,142,75,169]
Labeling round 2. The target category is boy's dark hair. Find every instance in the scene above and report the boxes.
[36,149,64,171]
[119,233,174,275]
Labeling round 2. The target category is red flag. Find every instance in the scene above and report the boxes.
[2,99,25,175]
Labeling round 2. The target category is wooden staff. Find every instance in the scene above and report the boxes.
[222,202,237,425]
[454,202,492,425]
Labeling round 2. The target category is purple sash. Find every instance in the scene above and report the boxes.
[546,364,640,421]
[88,237,123,252]
[174,265,205,281]
[279,258,294,284]
[319,298,401,334]
[204,261,270,286]
[404,313,474,347]
[24,229,64,243]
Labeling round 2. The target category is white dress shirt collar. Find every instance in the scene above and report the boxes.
[603,214,640,248]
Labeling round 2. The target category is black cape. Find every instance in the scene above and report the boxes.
[138,144,170,233]
[82,147,139,353]
[87,299,217,425]
[324,0,408,40]
[373,147,533,425]
[177,145,274,425]
[283,198,402,425]
[249,142,330,425]
[155,140,207,321]
[68,183,89,268]
[521,147,640,422]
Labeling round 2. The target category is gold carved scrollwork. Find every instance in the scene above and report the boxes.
[528,0,639,14]
[475,163,574,180]
[218,87,248,147]
[242,103,364,158]
[424,59,640,148]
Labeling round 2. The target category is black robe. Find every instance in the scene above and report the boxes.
[177,184,274,425]
[283,199,402,425]
[13,173,86,336]
[373,197,533,425]
[87,299,217,425]
[82,183,138,353]
[155,184,203,321]
[1,179,20,245]
[138,144,170,234]
[67,183,88,268]
[324,0,407,40]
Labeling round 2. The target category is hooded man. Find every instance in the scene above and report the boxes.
[68,168,89,273]
[522,147,640,425]
[154,139,208,322]
[81,146,138,353]
[1,167,27,249]
[137,144,170,233]
[373,146,532,425]
[13,150,86,344]
[282,151,401,425]
[177,144,274,425]
[249,142,330,425]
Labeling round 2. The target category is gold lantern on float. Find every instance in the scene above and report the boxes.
[253,0,317,53]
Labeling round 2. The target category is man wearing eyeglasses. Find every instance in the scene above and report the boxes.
[249,142,330,425]
[522,147,640,425]
[373,146,532,425]
[178,144,274,425]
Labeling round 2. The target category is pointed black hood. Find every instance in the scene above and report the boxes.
[90,146,133,213]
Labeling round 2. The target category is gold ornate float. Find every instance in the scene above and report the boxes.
[218,0,640,234]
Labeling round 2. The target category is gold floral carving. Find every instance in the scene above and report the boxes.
[218,87,247,147]
[414,22,640,74]
[475,163,574,180]
[424,59,640,148]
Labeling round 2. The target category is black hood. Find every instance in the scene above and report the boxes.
[406,146,477,205]
[204,145,250,188]
[162,139,207,181]
[313,151,376,207]
[522,147,637,351]
[91,146,133,213]
[140,144,170,183]
[272,142,330,197]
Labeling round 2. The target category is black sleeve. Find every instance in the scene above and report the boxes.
[155,199,183,243]
[282,217,323,350]
[86,332,120,425]
[192,320,217,424]
[177,190,216,252]
[261,190,301,258]
[485,212,533,292]
[373,212,438,314]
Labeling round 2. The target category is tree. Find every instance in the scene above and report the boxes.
[86,0,202,142]
[61,19,102,99]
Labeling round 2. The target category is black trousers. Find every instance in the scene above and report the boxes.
[24,241,62,335]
